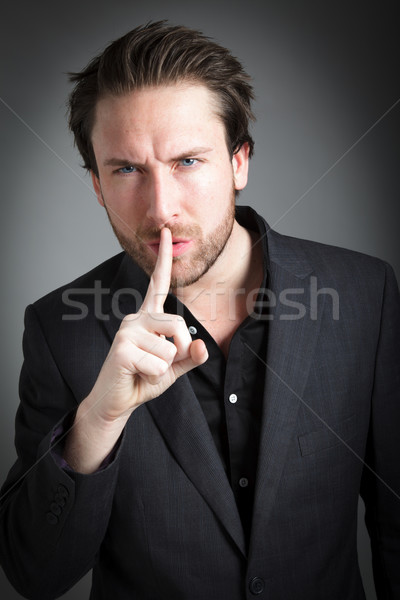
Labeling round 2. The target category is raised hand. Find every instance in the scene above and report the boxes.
[63,227,208,472]
[93,227,208,420]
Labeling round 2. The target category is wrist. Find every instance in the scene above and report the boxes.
[62,397,130,474]
[77,392,133,434]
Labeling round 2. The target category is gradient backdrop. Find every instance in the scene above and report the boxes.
[1,1,399,598]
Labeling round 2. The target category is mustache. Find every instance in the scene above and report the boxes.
[137,224,202,241]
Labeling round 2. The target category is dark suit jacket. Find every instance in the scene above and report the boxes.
[1,208,399,600]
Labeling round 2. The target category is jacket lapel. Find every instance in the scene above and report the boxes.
[99,224,325,559]
[101,254,247,557]
[146,381,247,556]
[249,230,325,553]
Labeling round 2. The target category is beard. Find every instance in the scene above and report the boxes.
[102,188,236,289]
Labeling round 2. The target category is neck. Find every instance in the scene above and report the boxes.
[173,220,263,322]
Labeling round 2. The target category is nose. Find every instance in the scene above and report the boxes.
[145,169,180,227]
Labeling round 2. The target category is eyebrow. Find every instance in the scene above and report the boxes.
[103,147,213,168]
[172,147,213,161]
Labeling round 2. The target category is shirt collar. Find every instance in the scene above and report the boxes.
[234,206,270,317]
[165,205,270,317]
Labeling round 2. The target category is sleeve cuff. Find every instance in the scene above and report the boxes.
[50,410,122,473]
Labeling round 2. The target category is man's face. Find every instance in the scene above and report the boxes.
[91,83,249,288]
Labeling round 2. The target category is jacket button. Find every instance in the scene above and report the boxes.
[249,577,265,595]
[46,512,58,525]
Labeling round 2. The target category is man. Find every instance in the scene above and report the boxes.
[0,21,399,600]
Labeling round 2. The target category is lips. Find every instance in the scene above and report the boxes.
[146,238,193,258]
[171,240,193,257]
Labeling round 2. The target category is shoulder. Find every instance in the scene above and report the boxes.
[242,206,393,288]
[265,228,400,325]
[267,227,392,286]
[27,251,147,326]
[33,252,126,307]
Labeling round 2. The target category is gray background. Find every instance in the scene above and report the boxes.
[1,0,399,598]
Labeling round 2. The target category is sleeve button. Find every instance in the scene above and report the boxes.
[56,484,69,498]
[54,493,66,507]
[50,502,62,516]
[46,512,59,525]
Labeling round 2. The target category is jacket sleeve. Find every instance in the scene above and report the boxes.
[0,304,123,600]
[360,262,400,599]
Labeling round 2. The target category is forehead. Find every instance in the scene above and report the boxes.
[93,83,222,135]
[91,83,228,162]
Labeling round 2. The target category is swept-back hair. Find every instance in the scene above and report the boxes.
[68,21,255,173]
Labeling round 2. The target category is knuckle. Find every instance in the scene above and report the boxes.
[174,314,185,323]
[114,329,136,348]
[147,312,163,324]
[122,312,140,324]
[113,330,126,345]
[151,358,169,378]
[112,342,131,364]
[176,315,188,329]
[146,373,163,386]
[165,314,185,329]
[159,359,170,375]
[165,341,178,361]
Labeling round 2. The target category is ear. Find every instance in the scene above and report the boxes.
[91,171,105,207]
[232,143,250,191]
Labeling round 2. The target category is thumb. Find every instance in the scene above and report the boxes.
[172,339,208,379]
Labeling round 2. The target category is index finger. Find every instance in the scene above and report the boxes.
[142,227,173,313]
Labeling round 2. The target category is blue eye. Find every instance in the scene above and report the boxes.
[180,158,198,167]
[118,165,136,174]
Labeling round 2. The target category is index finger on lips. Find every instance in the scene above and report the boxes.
[142,227,173,313]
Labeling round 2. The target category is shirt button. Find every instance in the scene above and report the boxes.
[229,393,238,404]
[188,326,197,335]
[239,477,249,488]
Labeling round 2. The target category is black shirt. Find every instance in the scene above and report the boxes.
[165,207,269,546]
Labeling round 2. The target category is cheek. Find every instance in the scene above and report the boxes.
[185,164,232,207]
[199,171,234,213]
[99,184,145,234]
[101,177,141,210]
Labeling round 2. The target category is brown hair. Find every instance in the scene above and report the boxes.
[68,21,255,174]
